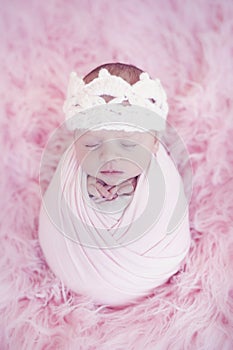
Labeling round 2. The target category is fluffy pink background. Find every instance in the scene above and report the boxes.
[1,0,233,349]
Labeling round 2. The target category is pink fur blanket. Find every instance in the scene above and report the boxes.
[1,0,233,349]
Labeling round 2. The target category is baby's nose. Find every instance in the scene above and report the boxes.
[99,141,121,161]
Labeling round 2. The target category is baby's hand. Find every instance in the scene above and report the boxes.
[87,176,137,200]
[87,176,116,200]
[114,177,137,196]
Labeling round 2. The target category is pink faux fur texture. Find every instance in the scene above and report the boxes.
[1,0,233,349]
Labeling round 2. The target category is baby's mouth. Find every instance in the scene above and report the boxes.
[100,170,124,176]
[100,170,123,174]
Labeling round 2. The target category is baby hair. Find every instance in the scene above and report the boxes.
[83,62,144,85]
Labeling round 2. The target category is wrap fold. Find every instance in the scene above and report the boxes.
[39,143,191,306]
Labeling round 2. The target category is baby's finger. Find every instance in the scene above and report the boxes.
[109,186,118,195]
[96,182,112,198]
[117,184,134,195]
[88,184,102,198]
[119,178,135,189]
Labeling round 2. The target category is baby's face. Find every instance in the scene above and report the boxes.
[74,129,158,186]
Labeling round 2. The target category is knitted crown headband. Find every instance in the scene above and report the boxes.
[63,68,169,132]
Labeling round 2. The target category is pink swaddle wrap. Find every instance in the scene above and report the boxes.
[39,142,191,306]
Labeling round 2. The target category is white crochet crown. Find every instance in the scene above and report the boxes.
[63,68,169,132]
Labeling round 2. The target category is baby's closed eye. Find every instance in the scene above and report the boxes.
[120,141,137,147]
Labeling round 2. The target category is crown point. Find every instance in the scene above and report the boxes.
[98,68,110,78]
[140,72,150,80]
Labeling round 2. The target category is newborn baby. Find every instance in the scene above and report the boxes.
[38,62,191,307]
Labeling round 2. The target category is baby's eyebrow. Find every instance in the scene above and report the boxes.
[117,131,140,138]
[123,133,144,140]
[82,131,144,142]
[83,137,101,143]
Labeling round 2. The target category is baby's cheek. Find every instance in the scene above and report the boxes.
[127,153,149,172]
[138,149,152,168]
[76,149,95,167]
[74,145,85,163]
[82,154,101,178]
